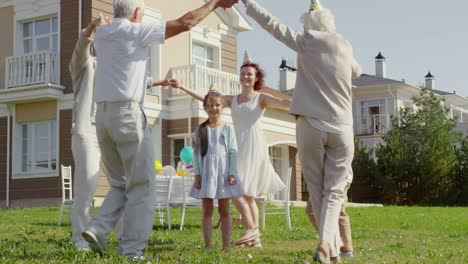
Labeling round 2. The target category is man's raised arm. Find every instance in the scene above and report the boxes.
[165,0,238,39]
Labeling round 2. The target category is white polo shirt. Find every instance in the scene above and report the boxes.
[94,18,165,104]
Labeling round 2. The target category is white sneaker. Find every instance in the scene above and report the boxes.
[340,251,353,257]
[74,240,91,251]
[126,251,147,261]
[82,230,107,253]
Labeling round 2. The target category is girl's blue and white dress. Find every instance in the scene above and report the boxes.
[189,123,244,199]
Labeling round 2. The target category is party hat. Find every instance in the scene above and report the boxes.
[242,50,253,65]
[309,0,321,12]
[208,82,219,94]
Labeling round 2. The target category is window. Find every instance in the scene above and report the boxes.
[20,121,57,173]
[23,17,58,53]
[171,137,191,166]
[192,43,214,68]
[361,100,386,134]
[269,145,286,200]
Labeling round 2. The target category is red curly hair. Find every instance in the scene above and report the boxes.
[241,63,265,91]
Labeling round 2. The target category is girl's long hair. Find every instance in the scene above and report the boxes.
[241,63,265,91]
[196,92,225,157]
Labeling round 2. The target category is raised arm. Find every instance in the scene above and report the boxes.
[69,13,111,82]
[165,0,238,40]
[259,93,292,111]
[170,80,204,102]
[242,0,305,52]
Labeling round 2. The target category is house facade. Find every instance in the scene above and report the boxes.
[0,0,303,208]
[352,53,468,153]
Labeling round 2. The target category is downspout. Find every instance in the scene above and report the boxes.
[6,105,11,208]
[188,97,192,146]
[78,0,82,35]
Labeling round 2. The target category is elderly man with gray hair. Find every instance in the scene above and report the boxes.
[239,0,361,263]
[82,0,238,260]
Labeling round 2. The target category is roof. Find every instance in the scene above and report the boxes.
[375,52,385,60]
[425,71,434,78]
[428,89,453,96]
[352,74,404,87]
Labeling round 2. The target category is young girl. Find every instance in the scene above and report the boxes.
[170,53,291,247]
[189,87,244,251]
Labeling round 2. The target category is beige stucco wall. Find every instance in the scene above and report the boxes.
[264,130,296,147]
[0,6,14,90]
[16,101,57,123]
[149,0,226,78]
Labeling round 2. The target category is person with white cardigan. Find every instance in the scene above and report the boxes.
[239,0,361,262]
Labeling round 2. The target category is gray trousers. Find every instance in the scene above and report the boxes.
[71,129,100,244]
[88,101,156,256]
[296,117,354,258]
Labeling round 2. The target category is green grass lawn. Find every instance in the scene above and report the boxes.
[0,206,466,263]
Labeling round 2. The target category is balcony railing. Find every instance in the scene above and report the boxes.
[5,51,57,89]
[165,64,240,97]
[358,114,390,135]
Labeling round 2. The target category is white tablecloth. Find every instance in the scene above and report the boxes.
[155,175,199,206]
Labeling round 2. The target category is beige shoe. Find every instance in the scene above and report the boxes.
[234,227,261,245]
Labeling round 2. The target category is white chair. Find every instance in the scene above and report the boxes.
[58,165,96,226]
[258,167,293,230]
[58,165,74,225]
[154,165,175,229]
[178,173,203,231]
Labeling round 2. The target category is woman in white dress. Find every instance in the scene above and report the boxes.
[170,54,291,247]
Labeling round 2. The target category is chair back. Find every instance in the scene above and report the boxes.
[61,165,73,201]
[284,167,292,204]
[155,167,174,208]
[162,165,176,176]
[180,173,202,206]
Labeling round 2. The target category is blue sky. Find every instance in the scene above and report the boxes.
[236,0,468,98]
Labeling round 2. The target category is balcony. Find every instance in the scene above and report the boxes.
[357,114,390,136]
[1,51,64,103]
[164,64,240,97]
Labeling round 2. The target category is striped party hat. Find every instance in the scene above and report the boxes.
[309,0,321,12]
[242,50,253,66]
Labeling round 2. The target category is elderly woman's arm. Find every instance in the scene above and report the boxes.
[241,0,305,52]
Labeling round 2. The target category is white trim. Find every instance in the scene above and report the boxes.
[58,93,74,110]
[0,84,65,104]
[0,0,13,8]
[190,26,222,70]
[12,119,59,180]
[218,23,238,38]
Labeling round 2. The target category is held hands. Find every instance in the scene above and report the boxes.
[194,175,202,189]
[91,13,112,30]
[216,0,239,9]
[227,176,236,185]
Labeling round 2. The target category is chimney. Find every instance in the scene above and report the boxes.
[375,52,386,78]
[425,71,435,90]
[279,58,297,92]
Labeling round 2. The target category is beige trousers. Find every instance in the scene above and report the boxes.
[306,183,353,252]
[296,117,354,257]
[87,101,156,256]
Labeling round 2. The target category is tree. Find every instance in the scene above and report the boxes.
[451,136,468,205]
[350,139,380,202]
[376,89,461,205]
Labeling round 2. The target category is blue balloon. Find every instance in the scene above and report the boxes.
[180,146,193,163]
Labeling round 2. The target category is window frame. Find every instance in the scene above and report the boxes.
[13,120,58,179]
[22,16,58,54]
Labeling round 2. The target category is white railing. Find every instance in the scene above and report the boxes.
[358,114,390,135]
[164,64,240,97]
[5,51,57,89]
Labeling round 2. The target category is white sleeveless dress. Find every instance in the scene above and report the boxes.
[231,93,285,196]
